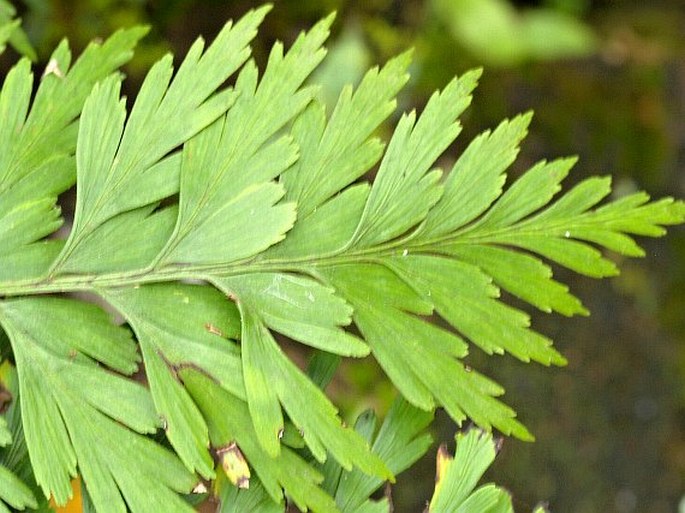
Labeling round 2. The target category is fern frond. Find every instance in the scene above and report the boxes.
[0,25,147,282]
[0,4,682,512]
[0,298,197,510]
[51,6,271,274]
[102,283,243,478]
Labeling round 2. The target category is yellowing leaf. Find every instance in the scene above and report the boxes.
[218,442,251,490]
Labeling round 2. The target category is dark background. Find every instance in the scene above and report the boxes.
[6,1,684,512]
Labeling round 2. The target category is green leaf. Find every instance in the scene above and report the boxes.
[0,298,195,510]
[0,416,10,447]
[462,158,577,231]
[428,429,513,512]
[156,13,332,268]
[59,205,177,274]
[217,471,283,513]
[184,369,340,513]
[323,263,533,440]
[387,255,566,364]
[1,297,140,374]
[0,401,37,512]
[0,6,682,511]
[329,397,434,512]
[82,479,96,513]
[432,0,596,66]
[236,307,285,458]
[0,361,50,512]
[102,283,243,478]
[0,18,20,56]
[309,24,373,113]
[446,244,587,316]
[454,484,514,513]
[219,273,368,357]
[280,51,411,217]
[307,350,342,390]
[210,298,389,479]
[350,70,481,248]
[166,180,296,265]
[523,9,597,60]
[52,6,271,272]
[0,241,63,282]
[430,429,498,508]
[266,183,370,258]
[420,113,532,237]
[0,26,146,274]
[0,464,37,511]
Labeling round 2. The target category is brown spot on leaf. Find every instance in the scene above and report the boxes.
[204,323,224,337]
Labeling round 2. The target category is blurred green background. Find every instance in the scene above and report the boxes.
[5,1,685,512]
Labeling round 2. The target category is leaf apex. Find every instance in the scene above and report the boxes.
[321,10,338,27]
[397,47,415,63]
[461,66,483,84]
[254,3,275,18]
[518,109,534,125]
[125,24,151,40]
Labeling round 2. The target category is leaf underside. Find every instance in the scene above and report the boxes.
[0,4,682,512]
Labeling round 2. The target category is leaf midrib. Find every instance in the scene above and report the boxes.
[0,207,613,297]
[0,230,537,297]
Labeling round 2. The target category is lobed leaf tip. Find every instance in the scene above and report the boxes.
[518,427,536,443]
[461,66,483,83]
[51,37,71,58]
[563,155,580,166]
[518,109,534,124]
[254,3,274,17]
[122,24,151,39]
[551,352,568,367]
[396,46,415,62]
[320,11,338,28]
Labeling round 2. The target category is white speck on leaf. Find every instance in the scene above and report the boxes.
[192,482,208,494]
[42,58,65,79]
[265,275,299,306]
[306,291,315,302]
[402,249,408,257]
[564,231,571,238]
